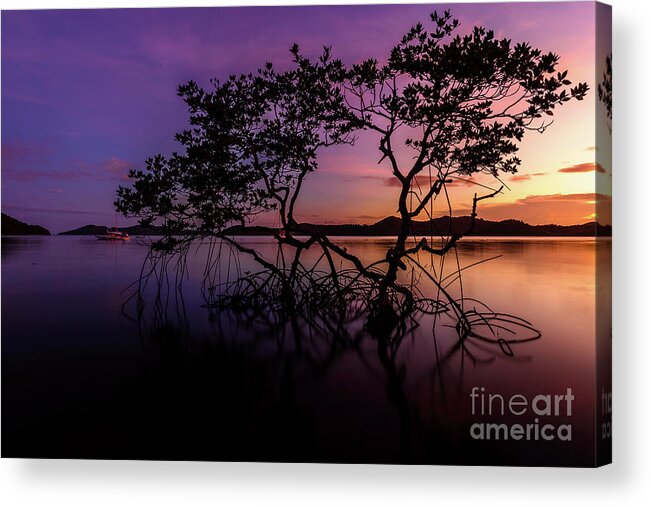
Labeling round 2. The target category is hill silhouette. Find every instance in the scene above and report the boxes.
[1,213,50,235]
[58,216,611,237]
[59,224,163,236]
[224,216,611,237]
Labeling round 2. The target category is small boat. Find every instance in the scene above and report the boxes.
[96,227,130,241]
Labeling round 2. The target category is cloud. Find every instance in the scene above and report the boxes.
[2,139,53,165]
[3,168,94,182]
[1,140,56,180]
[382,175,480,188]
[446,177,480,188]
[102,157,132,181]
[466,192,612,225]
[508,193,611,204]
[2,203,112,216]
[509,172,546,182]
[353,174,386,182]
[347,214,384,222]
[384,175,429,188]
[558,162,606,174]
[2,150,132,182]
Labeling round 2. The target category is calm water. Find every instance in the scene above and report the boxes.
[1,235,611,465]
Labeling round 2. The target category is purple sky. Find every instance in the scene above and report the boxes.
[2,3,601,232]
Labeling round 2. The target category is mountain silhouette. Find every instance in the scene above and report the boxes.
[58,224,163,236]
[58,216,611,237]
[1,213,50,235]
[224,216,611,237]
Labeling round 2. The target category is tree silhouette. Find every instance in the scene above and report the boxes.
[116,45,359,244]
[117,11,587,347]
[598,53,612,132]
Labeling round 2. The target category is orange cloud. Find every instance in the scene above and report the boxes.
[509,172,546,182]
[447,177,481,188]
[558,162,606,174]
[512,193,608,203]
[466,193,611,226]
[384,175,426,188]
[383,175,484,188]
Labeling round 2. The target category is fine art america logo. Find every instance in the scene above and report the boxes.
[469,386,574,442]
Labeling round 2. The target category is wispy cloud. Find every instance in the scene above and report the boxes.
[558,162,606,174]
[507,193,610,204]
[384,175,430,188]
[382,175,481,188]
[465,192,612,225]
[2,139,54,167]
[3,168,93,182]
[509,172,546,182]
[2,203,113,216]
[347,214,384,222]
[102,157,132,181]
[2,143,132,182]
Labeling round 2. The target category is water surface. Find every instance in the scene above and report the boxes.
[2,235,610,465]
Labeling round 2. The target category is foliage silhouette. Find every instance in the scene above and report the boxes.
[598,53,612,132]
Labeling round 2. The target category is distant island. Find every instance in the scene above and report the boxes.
[1,213,50,236]
[59,216,611,237]
[59,224,164,236]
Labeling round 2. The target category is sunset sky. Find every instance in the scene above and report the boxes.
[2,2,611,233]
